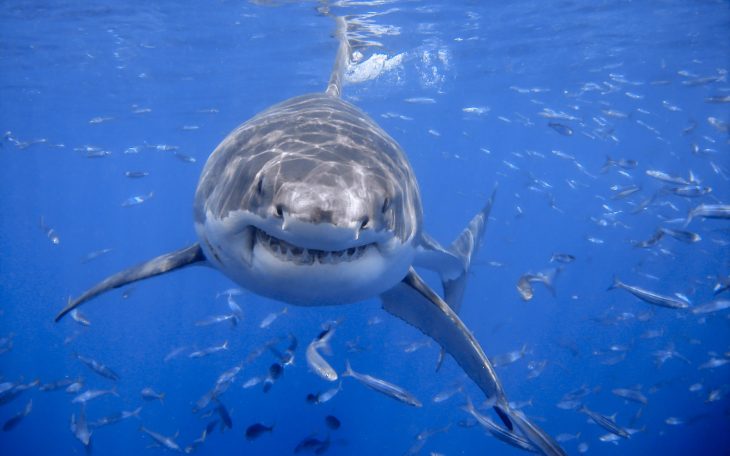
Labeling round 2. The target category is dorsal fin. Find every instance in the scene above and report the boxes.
[325,16,350,98]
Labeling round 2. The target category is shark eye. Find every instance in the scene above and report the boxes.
[275,204,284,218]
[360,216,369,230]
[381,198,390,214]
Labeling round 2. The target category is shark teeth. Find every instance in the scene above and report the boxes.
[254,228,372,265]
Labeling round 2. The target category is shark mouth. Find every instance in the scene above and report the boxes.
[252,227,375,265]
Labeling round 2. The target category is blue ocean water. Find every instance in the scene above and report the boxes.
[1,1,729,455]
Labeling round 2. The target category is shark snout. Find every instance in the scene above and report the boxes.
[272,187,371,234]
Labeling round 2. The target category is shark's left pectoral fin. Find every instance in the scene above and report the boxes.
[381,268,567,456]
[55,243,207,322]
[381,268,508,412]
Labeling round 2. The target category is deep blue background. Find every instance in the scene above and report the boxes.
[1,1,729,455]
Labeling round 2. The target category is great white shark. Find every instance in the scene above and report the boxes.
[55,16,565,456]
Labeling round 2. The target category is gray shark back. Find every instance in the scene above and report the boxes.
[194,93,422,243]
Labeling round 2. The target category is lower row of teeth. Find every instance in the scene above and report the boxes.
[257,230,369,264]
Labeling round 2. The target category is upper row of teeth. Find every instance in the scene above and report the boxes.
[256,229,370,264]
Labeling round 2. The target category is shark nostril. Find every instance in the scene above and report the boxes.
[381,198,390,214]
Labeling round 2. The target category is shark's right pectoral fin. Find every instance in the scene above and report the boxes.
[55,243,206,322]
[381,268,566,456]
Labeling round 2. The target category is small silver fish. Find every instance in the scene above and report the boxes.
[609,277,689,309]
[404,97,436,104]
[611,185,641,199]
[602,157,637,172]
[684,204,730,226]
[646,170,691,185]
[124,171,149,178]
[121,191,154,207]
[71,404,92,446]
[140,426,182,452]
[555,432,581,443]
[707,116,729,132]
[76,354,120,381]
[307,381,343,405]
[155,144,178,151]
[713,275,730,295]
[163,346,187,363]
[81,248,113,263]
[493,344,529,368]
[242,376,264,389]
[631,192,657,214]
[216,288,243,298]
[189,341,229,358]
[65,380,84,394]
[259,307,288,329]
[706,388,726,403]
[579,405,629,438]
[698,357,729,370]
[634,230,664,248]
[661,100,682,111]
[306,328,337,382]
[403,340,431,353]
[432,385,463,403]
[70,309,91,327]
[88,406,142,429]
[550,253,575,264]
[89,116,113,124]
[174,151,197,163]
[141,387,166,403]
[691,299,730,315]
[195,314,237,327]
[85,150,112,158]
[343,360,422,407]
[72,387,118,404]
[556,399,582,410]
[705,95,730,103]
[666,185,711,197]
[538,108,578,120]
[517,269,558,301]
[653,344,691,366]
[2,399,32,431]
[0,379,37,406]
[40,378,75,392]
[0,333,13,355]
[39,216,60,245]
[226,294,244,322]
[216,401,232,429]
[548,122,574,136]
[611,388,648,405]
[216,364,243,387]
[659,227,700,243]
[526,360,548,379]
